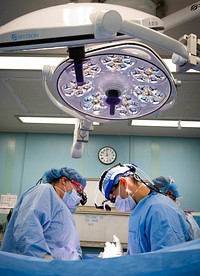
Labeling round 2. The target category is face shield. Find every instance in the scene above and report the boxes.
[99,163,137,200]
[99,163,160,202]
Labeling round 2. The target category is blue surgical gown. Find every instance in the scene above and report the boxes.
[127,192,192,255]
[0,184,82,260]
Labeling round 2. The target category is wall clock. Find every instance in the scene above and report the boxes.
[98,146,117,165]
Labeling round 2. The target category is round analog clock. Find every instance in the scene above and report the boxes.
[98,146,117,165]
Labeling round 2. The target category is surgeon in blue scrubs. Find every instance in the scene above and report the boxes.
[99,163,193,256]
[0,167,87,261]
[152,175,200,240]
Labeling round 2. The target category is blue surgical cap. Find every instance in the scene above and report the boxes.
[42,167,86,188]
[99,164,136,200]
[152,176,180,198]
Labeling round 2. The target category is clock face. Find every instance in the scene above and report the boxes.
[98,147,117,165]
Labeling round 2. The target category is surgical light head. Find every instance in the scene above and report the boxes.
[45,41,177,123]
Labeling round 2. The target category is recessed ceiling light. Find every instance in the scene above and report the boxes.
[18,116,99,125]
[0,56,198,73]
[131,120,200,128]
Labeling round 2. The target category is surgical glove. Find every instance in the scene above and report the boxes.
[99,235,123,258]
[43,254,54,260]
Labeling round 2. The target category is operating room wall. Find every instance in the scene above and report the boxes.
[0,132,200,211]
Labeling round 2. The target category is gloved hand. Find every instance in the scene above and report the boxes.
[43,253,54,260]
[99,235,123,258]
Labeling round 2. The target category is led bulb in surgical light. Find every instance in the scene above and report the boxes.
[47,42,177,122]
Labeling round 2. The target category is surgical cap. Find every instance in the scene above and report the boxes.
[42,167,86,188]
[99,164,136,200]
[152,176,180,198]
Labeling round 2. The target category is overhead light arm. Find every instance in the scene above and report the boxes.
[71,119,93,159]
[95,8,200,73]
[93,7,197,70]
[172,33,200,73]
[120,19,189,60]
[93,8,123,39]
[162,1,200,31]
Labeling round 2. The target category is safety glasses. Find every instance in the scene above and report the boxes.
[70,179,84,192]
[109,184,119,203]
[108,172,136,203]
[70,179,87,205]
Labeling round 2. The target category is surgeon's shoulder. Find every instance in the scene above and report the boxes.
[35,184,62,205]
[150,192,170,203]
[146,193,166,207]
[148,195,177,215]
[35,183,55,195]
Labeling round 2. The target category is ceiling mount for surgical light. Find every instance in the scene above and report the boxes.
[44,41,177,122]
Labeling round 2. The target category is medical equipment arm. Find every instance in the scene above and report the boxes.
[71,119,93,159]
[172,33,200,73]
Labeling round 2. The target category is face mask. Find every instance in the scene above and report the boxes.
[114,182,145,212]
[175,197,183,207]
[114,194,136,212]
[63,188,81,214]
[175,199,180,207]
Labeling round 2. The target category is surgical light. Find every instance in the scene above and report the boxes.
[44,42,177,123]
[1,2,200,158]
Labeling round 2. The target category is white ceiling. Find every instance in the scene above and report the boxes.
[0,0,200,137]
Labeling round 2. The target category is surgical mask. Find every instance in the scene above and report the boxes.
[114,183,136,212]
[114,182,145,212]
[175,197,183,207]
[114,194,136,212]
[63,188,81,214]
[54,185,81,214]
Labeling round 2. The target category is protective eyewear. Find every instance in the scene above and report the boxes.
[71,179,87,205]
[108,172,138,203]
[109,184,119,203]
